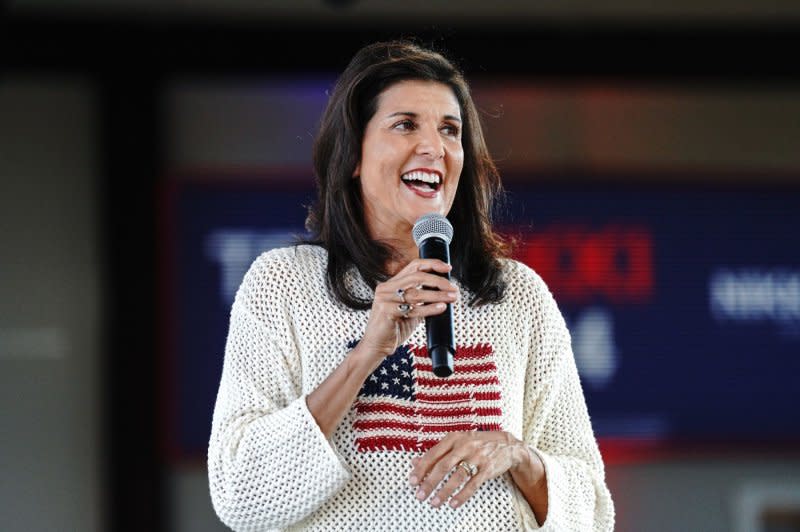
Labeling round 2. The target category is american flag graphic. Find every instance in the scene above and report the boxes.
[351,341,504,452]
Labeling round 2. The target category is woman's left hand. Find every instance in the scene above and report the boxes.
[408,431,542,509]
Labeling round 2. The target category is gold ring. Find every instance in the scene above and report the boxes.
[457,460,478,478]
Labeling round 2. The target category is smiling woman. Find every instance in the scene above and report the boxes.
[206,39,615,532]
[356,79,464,271]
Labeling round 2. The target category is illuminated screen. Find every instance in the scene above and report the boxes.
[161,178,800,461]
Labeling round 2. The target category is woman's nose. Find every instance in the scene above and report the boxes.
[415,127,445,159]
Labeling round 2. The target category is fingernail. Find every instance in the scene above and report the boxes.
[409,475,418,486]
[450,499,459,508]
[431,497,441,507]
[416,489,426,500]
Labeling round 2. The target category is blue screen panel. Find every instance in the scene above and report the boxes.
[162,178,800,461]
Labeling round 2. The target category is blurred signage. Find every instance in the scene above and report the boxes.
[709,267,800,332]
[512,225,654,303]
[162,179,800,461]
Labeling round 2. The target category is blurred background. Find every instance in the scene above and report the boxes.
[2,1,800,531]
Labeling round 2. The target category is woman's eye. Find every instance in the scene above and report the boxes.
[393,119,416,131]
[441,124,460,137]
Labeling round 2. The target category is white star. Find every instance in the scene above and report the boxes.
[391,363,399,371]
[392,378,400,385]
[369,375,378,382]
[381,382,389,389]
[401,371,409,378]
[380,368,388,375]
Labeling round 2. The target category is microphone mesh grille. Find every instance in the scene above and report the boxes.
[412,213,454,246]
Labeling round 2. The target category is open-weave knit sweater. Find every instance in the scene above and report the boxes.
[208,244,614,531]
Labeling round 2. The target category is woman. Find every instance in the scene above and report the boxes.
[208,39,614,531]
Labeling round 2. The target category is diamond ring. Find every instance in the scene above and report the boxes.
[457,460,478,478]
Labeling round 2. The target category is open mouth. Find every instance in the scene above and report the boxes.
[401,171,442,194]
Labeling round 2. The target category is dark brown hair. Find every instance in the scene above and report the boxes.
[303,39,511,310]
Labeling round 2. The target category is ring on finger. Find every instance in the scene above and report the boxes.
[396,287,407,303]
[397,302,412,318]
[457,460,478,478]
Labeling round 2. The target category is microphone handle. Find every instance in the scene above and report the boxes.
[418,237,455,377]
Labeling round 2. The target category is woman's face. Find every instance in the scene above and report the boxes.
[355,79,464,243]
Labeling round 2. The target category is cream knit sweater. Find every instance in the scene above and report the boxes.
[208,245,614,531]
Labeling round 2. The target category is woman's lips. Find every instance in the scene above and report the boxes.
[403,180,439,198]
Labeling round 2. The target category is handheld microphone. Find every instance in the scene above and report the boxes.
[412,213,455,378]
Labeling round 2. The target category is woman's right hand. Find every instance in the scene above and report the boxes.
[357,258,459,361]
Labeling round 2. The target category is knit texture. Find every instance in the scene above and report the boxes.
[208,245,614,531]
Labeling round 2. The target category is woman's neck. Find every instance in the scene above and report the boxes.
[384,239,418,275]
[365,218,418,275]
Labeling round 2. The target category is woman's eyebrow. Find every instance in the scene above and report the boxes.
[386,111,462,122]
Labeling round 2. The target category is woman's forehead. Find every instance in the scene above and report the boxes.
[374,80,461,117]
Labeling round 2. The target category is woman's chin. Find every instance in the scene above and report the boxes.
[406,206,443,224]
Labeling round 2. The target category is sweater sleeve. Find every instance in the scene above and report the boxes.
[207,256,351,531]
[520,273,615,531]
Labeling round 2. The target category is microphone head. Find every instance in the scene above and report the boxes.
[412,213,454,247]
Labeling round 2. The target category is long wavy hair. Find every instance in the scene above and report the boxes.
[303,39,512,310]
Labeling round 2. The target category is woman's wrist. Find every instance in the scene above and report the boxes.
[348,341,386,379]
[509,442,549,525]
[510,442,546,488]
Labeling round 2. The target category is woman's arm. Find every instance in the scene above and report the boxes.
[208,302,353,531]
[305,343,380,436]
[307,258,459,437]
[519,271,615,531]
[508,444,549,524]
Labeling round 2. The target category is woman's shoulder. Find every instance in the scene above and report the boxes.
[497,256,548,292]
[250,243,326,272]
[231,244,329,323]
[238,244,328,294]
[494,256,565,315]
[501,259,560,322]
[252,243,327,270]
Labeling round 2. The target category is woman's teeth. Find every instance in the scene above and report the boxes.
[401,171,441,190]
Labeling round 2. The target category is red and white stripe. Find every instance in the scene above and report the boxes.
[354,343,503,452]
